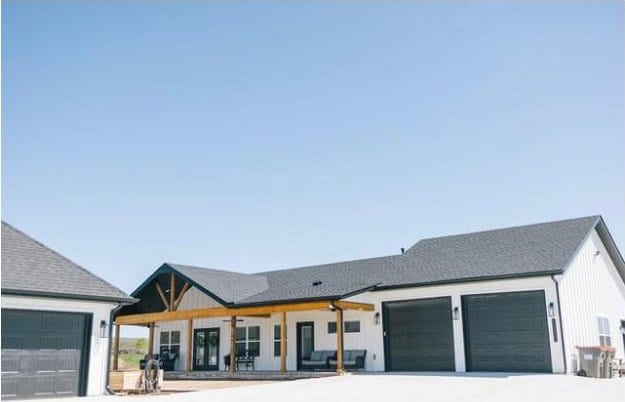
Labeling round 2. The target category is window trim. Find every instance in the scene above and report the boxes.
[235,326,261,357]
[597,316,611,347]
[159,330,181,355]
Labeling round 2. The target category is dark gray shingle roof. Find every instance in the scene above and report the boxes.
[125,215,623,311]
[1,222,134,303]
[167,263,268,303]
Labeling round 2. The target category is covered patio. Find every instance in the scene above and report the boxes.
[113,271,374,374]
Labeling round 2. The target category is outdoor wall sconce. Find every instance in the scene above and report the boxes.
[548,302,555,317]
[453,307,460,320]
[100,320,108,338]
[374,312,380,325]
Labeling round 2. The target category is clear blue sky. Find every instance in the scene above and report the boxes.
[3,1,624,323]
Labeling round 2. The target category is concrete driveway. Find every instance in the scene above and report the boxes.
[65,373,625,402]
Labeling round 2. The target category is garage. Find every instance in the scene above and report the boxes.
[383,297,455,371]
[1,309,92,400]
[462,290,552,372]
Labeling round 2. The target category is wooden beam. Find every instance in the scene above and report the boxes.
[113,324,121,371]
[155,282,170,311]
[115,300,376,326]
[333,301,375,311]
[116,300,333,325]
[280,311,287,373]
[186,319,193,372]
[336,308,344,375]
[230,316,237,373]
[148,323,155,360]
[172,282,190,311]
[170,273,176,310]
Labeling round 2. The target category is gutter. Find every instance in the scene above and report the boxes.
[104,302,132,395]
[550,274,567,374]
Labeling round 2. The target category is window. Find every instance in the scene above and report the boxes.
[274,325,282,357]
[159,330,180,356]
[598,317,611,346]
[236,326,260,357]
[345,321,361,333]
[327,321,360,334]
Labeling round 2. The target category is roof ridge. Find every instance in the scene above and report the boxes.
[1,221,132,300]
[166,262,258,276]
[255,254,400,275]
[406,215,600,252]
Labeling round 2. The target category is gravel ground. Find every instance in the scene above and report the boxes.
[52,373,625,402]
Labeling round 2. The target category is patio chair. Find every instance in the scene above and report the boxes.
[159,349,177,371]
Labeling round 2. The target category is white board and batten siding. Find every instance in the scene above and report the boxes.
[155,287,375,372]
[558,229,625,372]
[156,276,566,373]
[1,295,118,396]
[346,275,564,372]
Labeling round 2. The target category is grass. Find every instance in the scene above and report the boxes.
[111,337,148,371]
[118,353,144,370]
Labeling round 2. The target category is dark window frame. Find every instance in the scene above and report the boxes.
[235,326,261,357]
[327,320,360,334]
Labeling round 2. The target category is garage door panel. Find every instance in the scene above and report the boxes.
[384,297,455,371]
[1,310,90,400]
[462,291,552,373]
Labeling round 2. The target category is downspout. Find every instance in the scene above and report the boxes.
[105,302,125,395]
[550,275,567,374]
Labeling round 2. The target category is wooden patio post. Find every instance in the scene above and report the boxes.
[187,319,193,372]
[113,324,121,371]
[148,323,155,359]
[336,308,344,374]
[169,273,176,310]
[230,316,237,373]
[280,311,287,373]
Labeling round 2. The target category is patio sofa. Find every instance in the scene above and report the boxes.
[301,350,336,371]
[328,349,367,371]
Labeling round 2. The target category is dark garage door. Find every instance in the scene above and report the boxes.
[462,291,552,372]
[1,309,91,400]
[383,297,455,371]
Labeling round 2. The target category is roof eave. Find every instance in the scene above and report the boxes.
[373,270,564,292]
[231,285,378,308]
[1,288,137,304]
[130,263,233,307]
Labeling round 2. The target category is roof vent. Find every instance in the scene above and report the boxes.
[312,280,323,286]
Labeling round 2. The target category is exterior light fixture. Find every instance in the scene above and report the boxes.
[374,312,380,325]
[453,307,460,320]
[548,302,555,317]
[619,323,625,335]
[100,320,108,338]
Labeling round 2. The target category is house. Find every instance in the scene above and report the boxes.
[1,222,135,399]
[115,216,625,374]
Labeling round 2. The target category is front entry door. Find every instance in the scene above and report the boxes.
[296,322,314,370]
[193,328,219,371]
